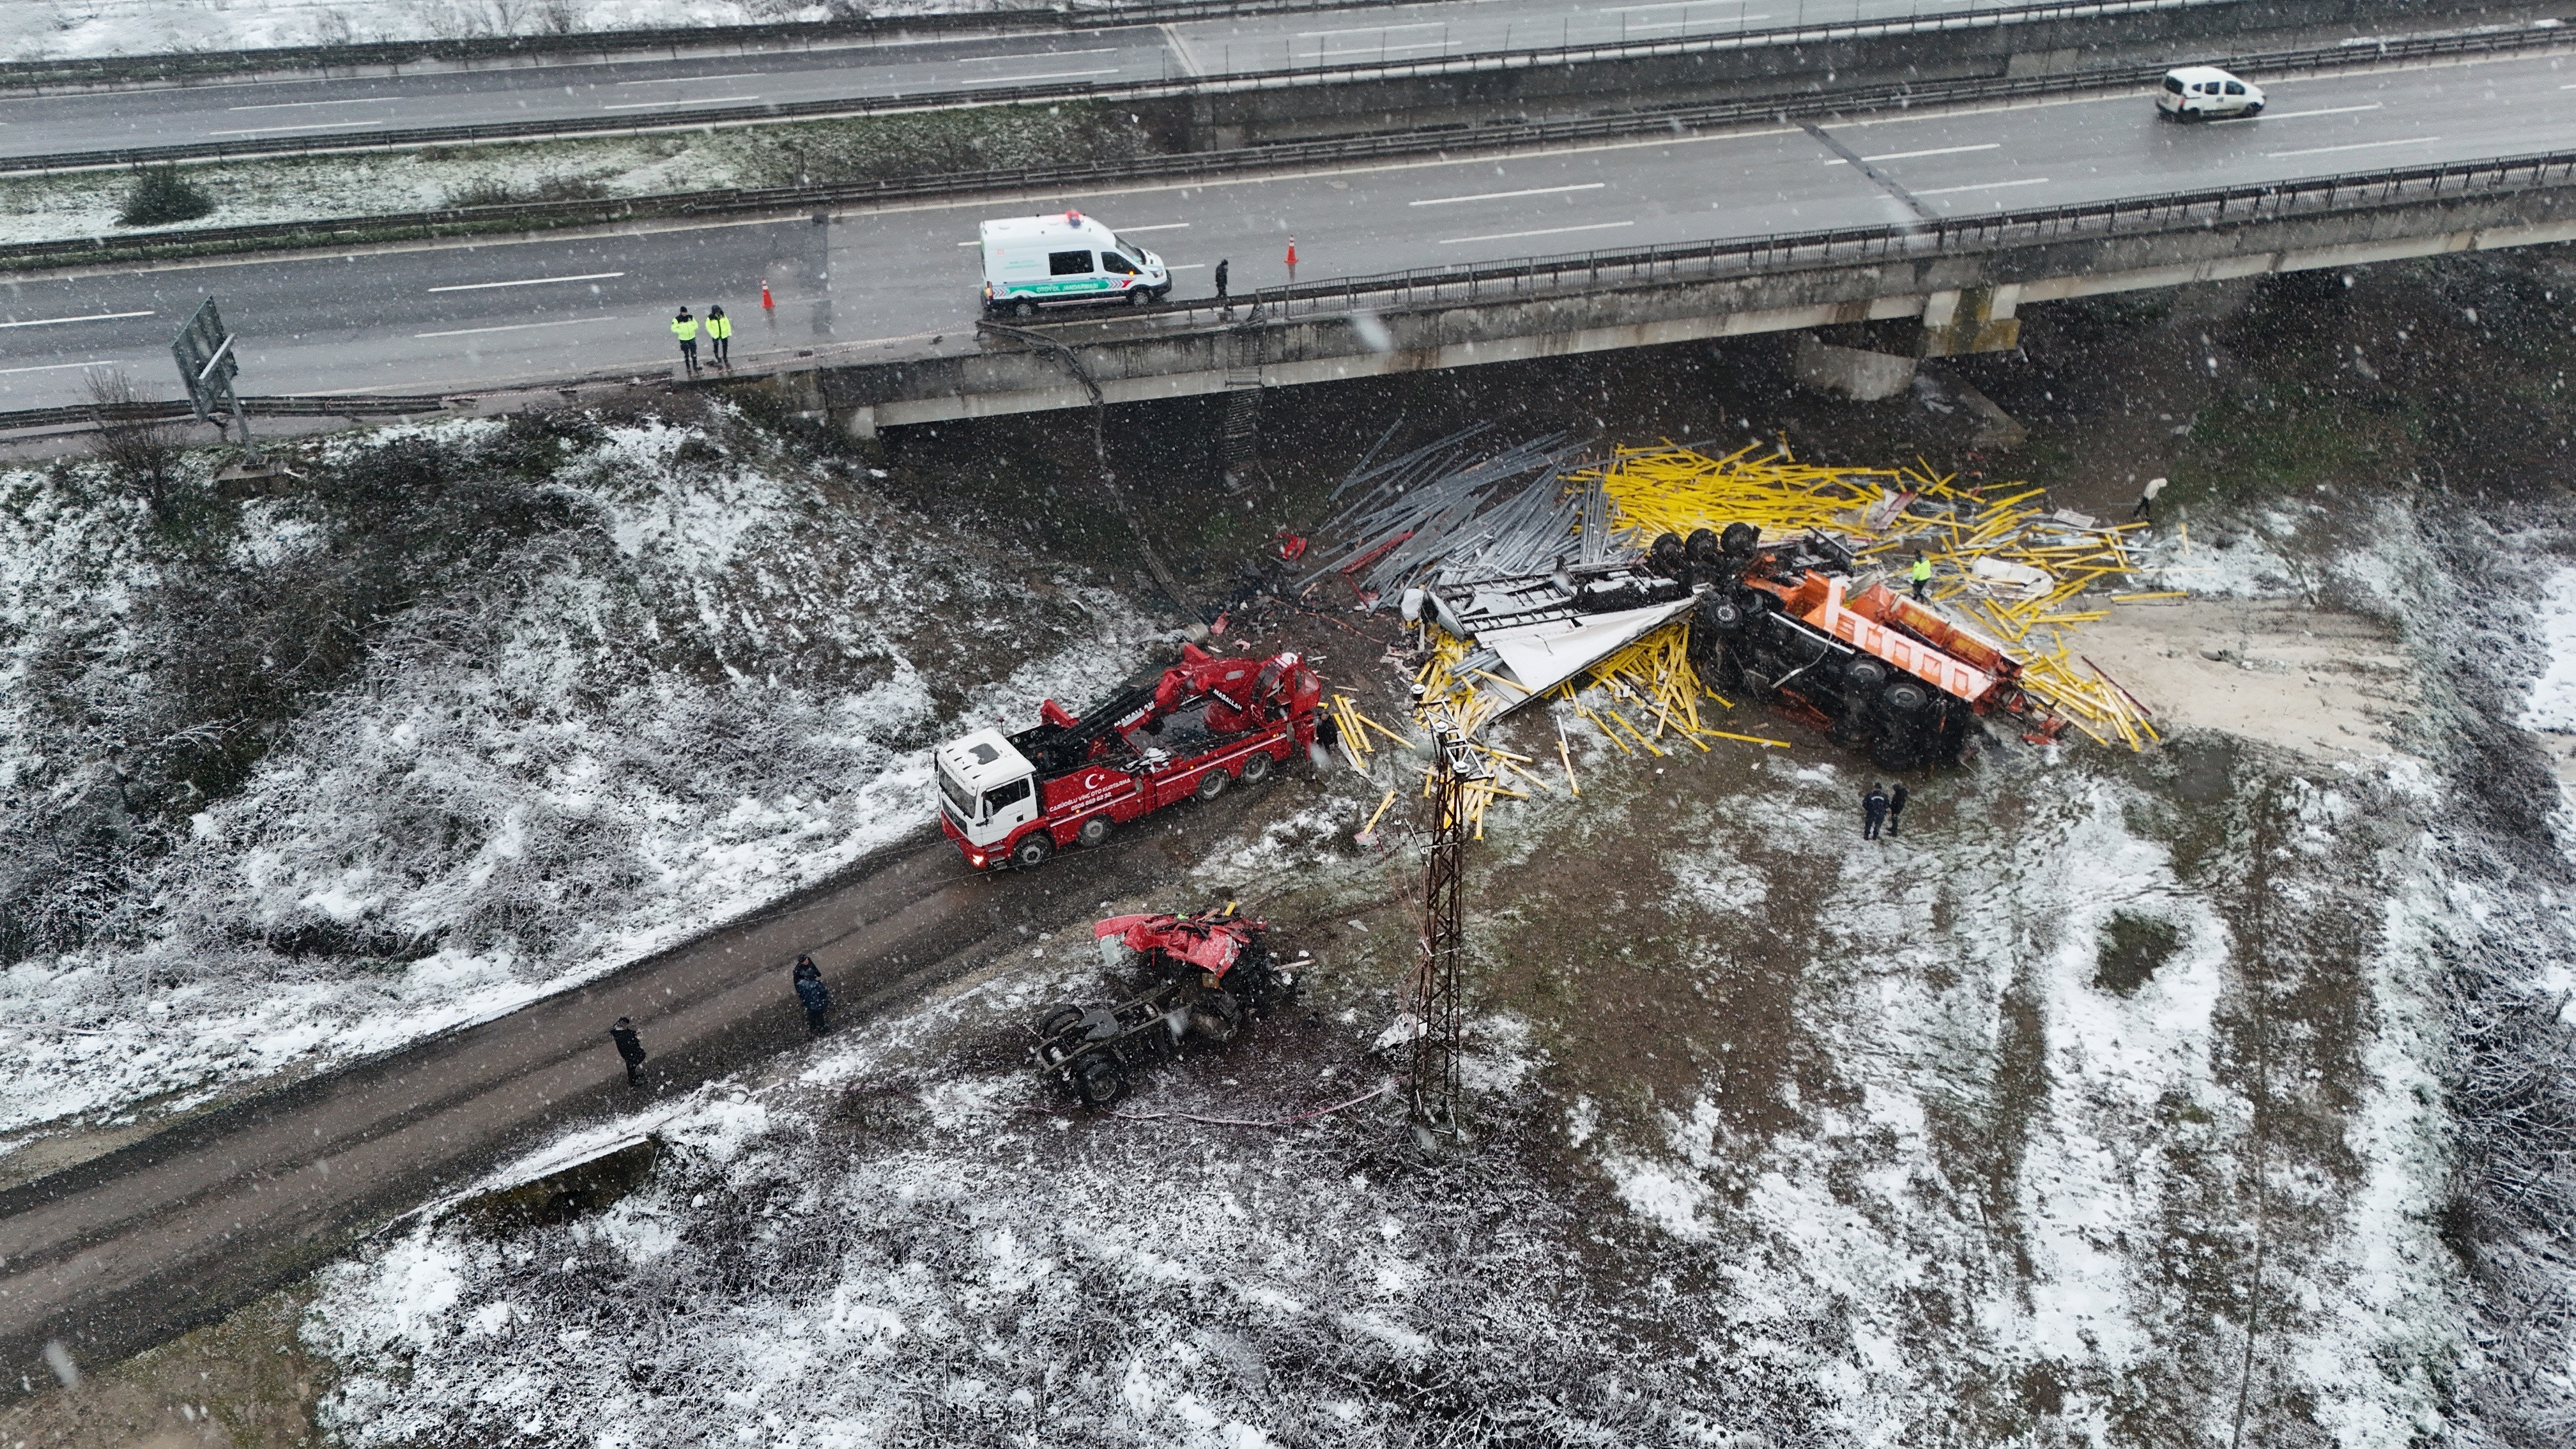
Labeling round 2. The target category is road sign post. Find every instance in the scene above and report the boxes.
[171,296,250,446]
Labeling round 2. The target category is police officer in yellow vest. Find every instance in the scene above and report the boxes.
[1910,552,1933,602]
[671,307,700,374]
[705,305,732,368]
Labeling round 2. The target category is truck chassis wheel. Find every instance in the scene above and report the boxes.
[1012,832,1055,869]
[1194,769,1229,802]
[1074,1057,1126,1107]
[1239,751,1273,785]
[1077,815,1113,848]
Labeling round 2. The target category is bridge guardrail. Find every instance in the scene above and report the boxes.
[0,0,2262,174]
[5,15,2567,272]
[1012,146,2576,332]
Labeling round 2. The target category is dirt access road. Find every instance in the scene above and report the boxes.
[0,798,1249,1396]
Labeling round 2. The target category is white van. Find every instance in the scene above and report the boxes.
[979,211,1171,316]
[2157,66,2265,120]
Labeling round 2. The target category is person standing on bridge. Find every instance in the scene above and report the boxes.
[706,305,732,369]
[672,308,701,376]
[792,954,832,1036]
[1215,258,1230,313]
[610,1016,648,1086]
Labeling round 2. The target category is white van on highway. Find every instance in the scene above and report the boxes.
[980,211,1171,316]
[2157,66,2265,120]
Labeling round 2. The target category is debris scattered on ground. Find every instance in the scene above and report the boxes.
[1307,436,2167,801]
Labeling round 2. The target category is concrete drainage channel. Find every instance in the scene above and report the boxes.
[6,19,2570,278]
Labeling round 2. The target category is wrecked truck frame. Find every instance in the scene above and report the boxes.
[1031,908,1301,1107]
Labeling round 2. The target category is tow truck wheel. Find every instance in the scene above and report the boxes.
[1194,769,1230,802]
[1012,832,1055,869]
[1038,1004,1085,1039]
[1077,815,1113,848]
[1074,1057,1126,1107]
[1239,751,1273,785]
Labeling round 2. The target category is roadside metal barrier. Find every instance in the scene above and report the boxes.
[0,0,1430,92]
[0,0,2314,174]
[1004,146,2576,331]
[6,15,2569,272]
[0,394,462,432]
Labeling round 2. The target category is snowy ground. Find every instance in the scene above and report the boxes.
[0,405,1156,1138]
[285,490,2576,1445]
[1,1,1033,63]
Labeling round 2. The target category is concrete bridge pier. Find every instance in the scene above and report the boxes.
[1919,284,2023,358]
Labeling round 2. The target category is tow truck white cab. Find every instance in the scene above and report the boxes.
[979,211,1172,316]
[2157,66,2265,119]
[934,645,1328,871]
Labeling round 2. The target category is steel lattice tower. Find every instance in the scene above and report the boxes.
[1407,719,1483,1139]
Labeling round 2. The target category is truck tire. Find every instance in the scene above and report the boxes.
[1038,1004,1085,1039]
[1884,679,1931,715]
[1190,990,1243,1043]
[1239,751,1273,785]
[1845,658,1889,693]
[1194,769,1229,802]
[1011,832,1055,869]
[1076,815,1113,848]
[1720,521,1761,556]
[1073,1057,1126,1107]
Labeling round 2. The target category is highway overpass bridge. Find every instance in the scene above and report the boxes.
[6,37,2576,440]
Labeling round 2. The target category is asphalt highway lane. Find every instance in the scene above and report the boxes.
[4,50,2572,413]
[0,0,2068,160]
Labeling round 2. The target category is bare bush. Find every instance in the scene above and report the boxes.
[83,369,186,525]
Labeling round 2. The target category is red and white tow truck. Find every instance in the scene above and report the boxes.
[934,644,1331,871]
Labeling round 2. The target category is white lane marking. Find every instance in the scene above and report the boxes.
[1592,1,1749,12]
[2255,103,2384,119]
[1861,142,2002,162]
[2266,135,2440,158]
[0,359,112,376]
[958,68,1121,84]
[1912,176,2053,195]
[951,47,1117,61]
[426,271,626,293]
[0,309,155,328]
[1439,220,1634,244]
[611,72,767,85]
[601,94,762,110]
[1413,181,1608,206]
[1296,20,1445,36]
[415,315,620,339]
[227,96,399,111]
[1168,263,1208,270]
[206,119,388,135]
[1118,222,1193,232]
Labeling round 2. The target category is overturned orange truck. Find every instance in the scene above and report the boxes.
[1681,525,2066,769]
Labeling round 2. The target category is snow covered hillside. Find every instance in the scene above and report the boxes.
[294,499,2576,1445]
[0,404,1154,1135]
[0,1,1024,63]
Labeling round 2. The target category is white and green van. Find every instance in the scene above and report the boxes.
[979,211,1171,316]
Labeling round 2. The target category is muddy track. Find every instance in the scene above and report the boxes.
[0,792,1268,1395]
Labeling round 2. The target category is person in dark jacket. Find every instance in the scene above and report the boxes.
[1862,784,1889,841]
[1214,259,1230,313]
[610,1016,647,1085]
[792,954,831,1035]
[1887,782,1910,837]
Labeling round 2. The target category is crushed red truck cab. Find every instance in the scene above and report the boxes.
[935,645,1331,871]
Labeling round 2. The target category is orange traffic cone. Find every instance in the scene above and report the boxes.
[1285,237,1298,279]
[760,278,775,309]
